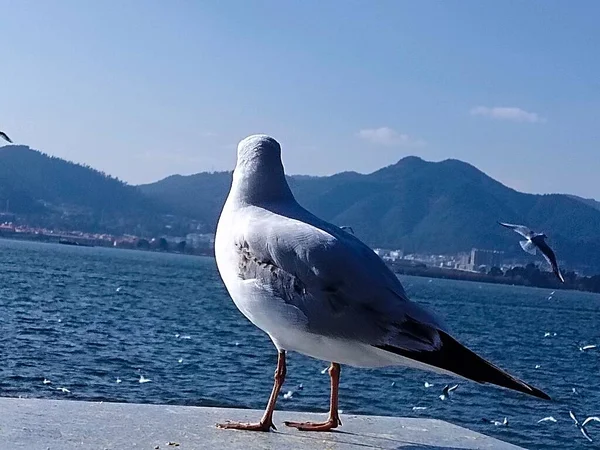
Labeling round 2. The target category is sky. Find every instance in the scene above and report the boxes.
[1,1,599,197]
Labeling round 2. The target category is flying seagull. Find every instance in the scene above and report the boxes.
[498,222,565,283]
[439,384,458,401]
[570,411,600,442]
[214,135,550,432]
[0,131,12,143]
[482,417,508,427]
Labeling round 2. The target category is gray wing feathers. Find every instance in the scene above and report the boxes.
[237,211,445,352]
[519,240,537,255]
[498,222,533,238]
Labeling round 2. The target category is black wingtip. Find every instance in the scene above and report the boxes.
[378,331,551,401]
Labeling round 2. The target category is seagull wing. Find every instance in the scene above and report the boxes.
[0,131,13,143]
[498,222,534,238]
[234,205,550,400]
[533,236,565,283]
[236,207,443,352]
[519,240,537,255]
[570,411,579,425]
[537,416,557,423]
[582,417,600,427]
[448,384,459,392]
[580,427,594,442]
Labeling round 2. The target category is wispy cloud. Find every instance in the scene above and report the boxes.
[357,127,426,147]
[470,106,545,123]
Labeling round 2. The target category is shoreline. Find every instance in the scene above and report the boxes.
[2,233,599,295]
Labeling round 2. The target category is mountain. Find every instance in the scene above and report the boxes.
[2,144,599,270]
[0,145,173,234]
[567,194,600,211]
[140,156,600,269]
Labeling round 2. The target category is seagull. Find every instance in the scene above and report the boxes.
[214,135,550,432]
[116,377,122,383]
[43,378,52,385]
[282,383,304,400]
[412,406,427,411]
[498,222,564,283]
[579,344,597,352]
[424,381,435,388]
[570,411,600,442]
[439,384,459,401]
[537,416,557,423]
[0,131,12,143]
[56,387,70,393]
[139,375,151,383]
[482,417,508,427]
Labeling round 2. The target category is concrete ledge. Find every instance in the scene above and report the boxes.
[0,397,524,449]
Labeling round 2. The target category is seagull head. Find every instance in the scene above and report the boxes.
[231,134,294,205]
[237,135,282,166]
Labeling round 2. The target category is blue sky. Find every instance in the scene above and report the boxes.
[1,1,599,197]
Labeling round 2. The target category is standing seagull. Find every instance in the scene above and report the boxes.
[0,131,12,143]
[498,222,565,283]
[215,135,550,432]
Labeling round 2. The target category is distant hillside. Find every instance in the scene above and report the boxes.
[2,144,599,270]
[139,171,233,231]
[140,156,600,269]
[0,145,171,234]
[567,194,600,211]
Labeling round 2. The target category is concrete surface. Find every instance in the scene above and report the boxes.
[0,397,525,450]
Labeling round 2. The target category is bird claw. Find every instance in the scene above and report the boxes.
[284,418,340,431]
[216,420,275,432]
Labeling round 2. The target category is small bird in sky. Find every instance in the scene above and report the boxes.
[0,131,13,143]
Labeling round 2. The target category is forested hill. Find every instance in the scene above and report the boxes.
[141,156,600,268]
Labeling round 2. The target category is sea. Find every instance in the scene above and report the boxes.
[1,238,599,449]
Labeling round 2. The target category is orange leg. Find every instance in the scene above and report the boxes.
[217,350,286,432]
[284,362,342,431]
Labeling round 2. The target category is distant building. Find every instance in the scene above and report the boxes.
[373,248,404,261]
[468,248,504,271]
[388,250,404,261]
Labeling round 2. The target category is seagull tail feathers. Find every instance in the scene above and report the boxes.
[377,330,550,400]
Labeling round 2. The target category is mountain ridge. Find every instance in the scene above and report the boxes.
[1,144,599,269]
[140,155,600,269]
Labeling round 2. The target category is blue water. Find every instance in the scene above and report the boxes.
[1,238,599,449]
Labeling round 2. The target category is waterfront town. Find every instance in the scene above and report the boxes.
[0,218,551,275]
